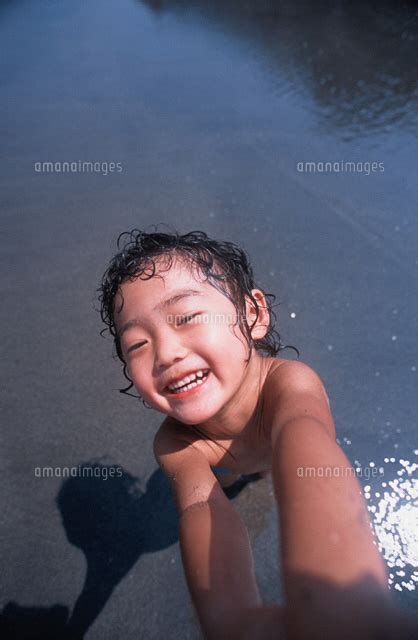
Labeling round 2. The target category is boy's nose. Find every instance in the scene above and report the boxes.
[154,337,189,370]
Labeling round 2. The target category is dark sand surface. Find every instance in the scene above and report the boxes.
[1,1,417,638]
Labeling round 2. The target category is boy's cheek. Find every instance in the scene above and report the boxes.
[126,361,140,386]
[128,367,149,394]
[128,365,140,386]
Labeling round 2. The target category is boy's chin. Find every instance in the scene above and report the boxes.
[168,410,208,425]
[167,405,219,426]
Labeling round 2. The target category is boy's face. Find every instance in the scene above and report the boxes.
[114,256,268,428]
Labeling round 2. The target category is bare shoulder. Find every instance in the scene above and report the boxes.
[153,415,204,476]
[265,359,331,405]
[153,416,227,515]
[153,416,193,456]
[263,359,336,446]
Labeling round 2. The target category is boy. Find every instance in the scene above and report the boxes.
[99,227,418,639]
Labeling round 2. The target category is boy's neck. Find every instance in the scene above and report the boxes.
[194,353,270,441]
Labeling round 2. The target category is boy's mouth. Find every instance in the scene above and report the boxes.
[165,369,210,395]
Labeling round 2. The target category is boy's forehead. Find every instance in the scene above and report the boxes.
[123,259,213,295]
[115,257,228,316]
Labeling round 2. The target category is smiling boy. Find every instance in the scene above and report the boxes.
[99,227,418,640]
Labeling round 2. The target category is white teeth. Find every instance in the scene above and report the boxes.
[168,369,207,392]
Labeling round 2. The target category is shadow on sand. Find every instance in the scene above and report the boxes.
[0,461,258,639]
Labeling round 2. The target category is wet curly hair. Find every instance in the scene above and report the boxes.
[98,224,299,403]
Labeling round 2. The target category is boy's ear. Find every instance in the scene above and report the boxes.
[245,288,270,340]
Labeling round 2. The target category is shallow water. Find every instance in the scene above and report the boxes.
[1,0,417,635]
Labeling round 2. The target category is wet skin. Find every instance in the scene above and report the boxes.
[115,255,272,442]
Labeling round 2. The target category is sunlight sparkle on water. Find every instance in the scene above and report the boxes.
[365,453,418,593]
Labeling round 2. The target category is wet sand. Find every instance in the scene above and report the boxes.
[1,1,417,638]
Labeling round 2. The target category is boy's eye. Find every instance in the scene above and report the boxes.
[125,313,201,352]
[177,313,200,326]
[127,341,146,354]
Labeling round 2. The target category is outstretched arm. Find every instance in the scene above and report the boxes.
[154,418,283,639]
[269,361,418,640]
